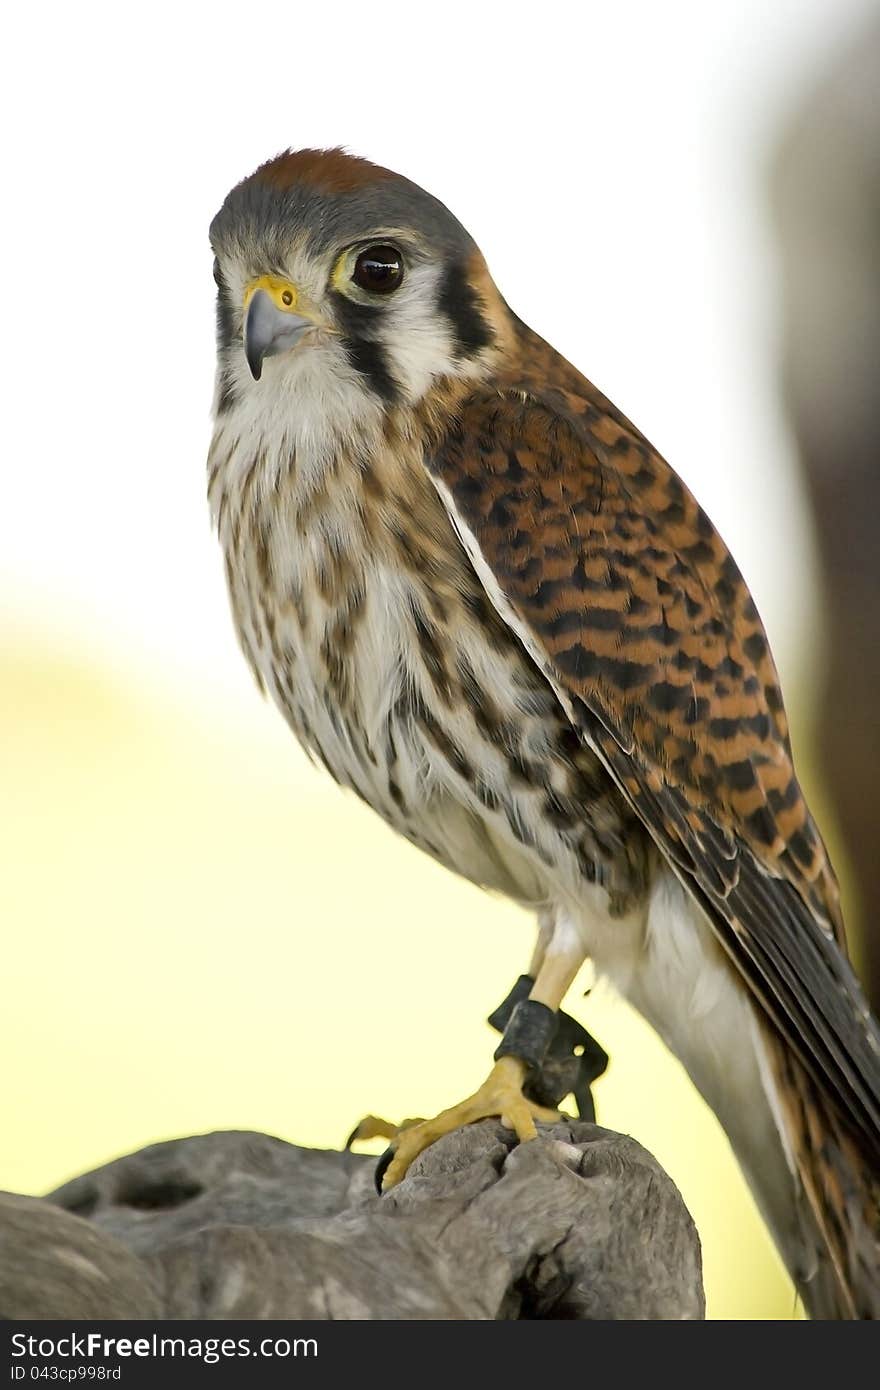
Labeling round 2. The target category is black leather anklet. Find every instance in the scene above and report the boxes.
[536,1013,609,1120]
[493,998,558,1072]
[487,975,610,1118]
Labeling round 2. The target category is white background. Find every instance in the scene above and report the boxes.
[3,0,874,721]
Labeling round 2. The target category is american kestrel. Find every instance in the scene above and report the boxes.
[207,148,880,1318]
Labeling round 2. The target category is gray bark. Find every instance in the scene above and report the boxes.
[2,1121,704,1319]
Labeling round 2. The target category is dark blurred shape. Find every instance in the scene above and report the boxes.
[770,18,880,1009]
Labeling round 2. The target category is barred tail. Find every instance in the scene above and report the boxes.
[764,1027,880,1319]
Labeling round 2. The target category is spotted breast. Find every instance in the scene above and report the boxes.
[207,389,653,918]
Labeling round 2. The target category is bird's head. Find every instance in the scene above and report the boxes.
[209,148,508,419]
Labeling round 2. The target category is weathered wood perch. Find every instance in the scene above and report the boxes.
[1,1120,704,1319]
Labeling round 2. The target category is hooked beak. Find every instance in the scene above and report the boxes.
[243,276,315,380]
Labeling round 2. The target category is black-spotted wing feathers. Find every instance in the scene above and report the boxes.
[426,373,880,1161]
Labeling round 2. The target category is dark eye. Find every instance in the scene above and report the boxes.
[352,244,403,294]
[212,256,223,288]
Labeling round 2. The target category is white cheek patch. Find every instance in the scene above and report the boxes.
[375,263,460,402]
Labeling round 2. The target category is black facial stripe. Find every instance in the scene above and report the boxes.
[214,282,241,411]
[331,290,401,403]
[437,260,493,359]
[343,336,399,404]
[330,291,377,338]
[215,284,237,353]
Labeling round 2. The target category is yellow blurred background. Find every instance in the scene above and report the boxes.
[3,638,794,1318]
[3,0,876,1323]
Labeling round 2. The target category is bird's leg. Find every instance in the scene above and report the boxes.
[527,907,555,978]
[527,912,587,1012]
[380,915,588,1190]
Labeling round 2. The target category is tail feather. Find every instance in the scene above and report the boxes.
[764,1025,880,1319]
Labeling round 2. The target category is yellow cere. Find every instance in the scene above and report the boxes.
[243,274,300,312]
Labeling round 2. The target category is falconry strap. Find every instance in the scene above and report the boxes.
[489,975,608,1120]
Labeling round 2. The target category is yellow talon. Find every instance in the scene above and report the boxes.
[380,1056,560,1190]
[345,1114,424,1148]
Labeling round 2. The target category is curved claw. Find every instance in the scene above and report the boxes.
[374,1146,395,1193]
[346,1114,401,1149]
[379,1057,560,1192]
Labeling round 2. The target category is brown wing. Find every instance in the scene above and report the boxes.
[426,367,880,1164]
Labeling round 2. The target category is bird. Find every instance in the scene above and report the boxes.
[206,146,880,1318]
